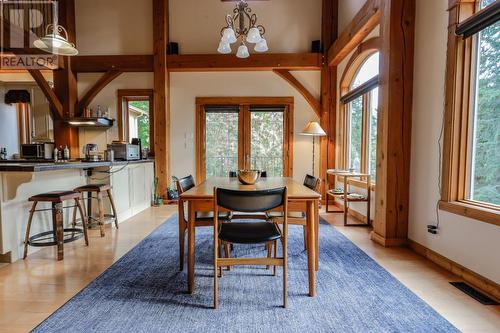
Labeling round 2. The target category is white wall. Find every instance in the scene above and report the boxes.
[338,0,366,33]
[75,0,153,55]
[410,0,500,283]
[0,86,20,159]
[76,73,154,155]
[170,71,321,182]
[170,0,322,54]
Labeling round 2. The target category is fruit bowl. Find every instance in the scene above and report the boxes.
[237,170,261,185]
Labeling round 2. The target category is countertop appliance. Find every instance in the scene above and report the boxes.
[21,143,55,160]
[108,143,141,161]
[107,143,140,161]
[83,143,100,162]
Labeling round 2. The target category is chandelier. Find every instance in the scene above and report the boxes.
[217,0,268,58]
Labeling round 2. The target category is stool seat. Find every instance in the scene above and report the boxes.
[29,191,81,202]
[74,184,111,192]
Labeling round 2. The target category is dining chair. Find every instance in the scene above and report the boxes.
[213,187,288,309]
[176,175,230,271]
[266,174,320,249]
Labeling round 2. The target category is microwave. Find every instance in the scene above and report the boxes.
[21,143,55,160]
[107,143,140,161]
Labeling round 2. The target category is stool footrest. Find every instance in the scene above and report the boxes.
[28,228,84,247]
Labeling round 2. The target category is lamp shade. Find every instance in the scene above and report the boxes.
[300,121,326,136]
[236,43,250,58]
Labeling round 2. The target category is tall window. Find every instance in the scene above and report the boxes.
[196,98,294,181]
[441,0,499,224]
[341,51,380,181]
[468,0,499,206]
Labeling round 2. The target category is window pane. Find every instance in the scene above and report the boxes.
[348,96,363,172]
[352,52,379,89]
[128,101,150,149]
[469,22,500,205]
[481,0,495,9]
[250,111,284,177]
[369,88,379,180]
[205,112,239,178]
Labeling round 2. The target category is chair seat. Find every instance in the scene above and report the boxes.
[74,184,111,192]
[219,222,281,244]
[266,211,305,219]
[29,191,81,202]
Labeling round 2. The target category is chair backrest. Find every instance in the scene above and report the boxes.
[177,175,195,194]
[303,174,320,191]
[229,171,237,178]
[215,187,286,213]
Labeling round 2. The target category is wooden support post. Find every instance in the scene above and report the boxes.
[153,0,170,196]
[319,0,338,198]
[53,0,79,158]
[371,0,415,247]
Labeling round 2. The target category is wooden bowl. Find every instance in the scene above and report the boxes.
[237,170,261,185]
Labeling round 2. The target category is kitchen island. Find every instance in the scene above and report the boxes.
[0,160,154,262]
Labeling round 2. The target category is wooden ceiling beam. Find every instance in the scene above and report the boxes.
[167,53,322,72]
[27,69,64,119]
[77,70,122,115]
[70,53,322,73]
[71,55,154,73]
[327,0,381,67]
[273,69,321,118]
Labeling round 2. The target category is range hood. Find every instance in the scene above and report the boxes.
[64,117,114,128]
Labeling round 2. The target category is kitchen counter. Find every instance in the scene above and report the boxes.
[0,160,155,262]
[0,159,154,172]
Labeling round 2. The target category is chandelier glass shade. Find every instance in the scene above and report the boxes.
[217,0,268,58]
[33,24,78,56]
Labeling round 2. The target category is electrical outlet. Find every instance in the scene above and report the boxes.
[427,223,438,234]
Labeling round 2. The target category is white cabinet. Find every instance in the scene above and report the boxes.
[109,162,154,222]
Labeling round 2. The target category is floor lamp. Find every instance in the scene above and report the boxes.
[300,121,326,177]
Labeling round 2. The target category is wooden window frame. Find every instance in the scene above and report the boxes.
[440,0,500,226]
[338,37,380,190]
[117,89,155,156]
[195,97,294,183]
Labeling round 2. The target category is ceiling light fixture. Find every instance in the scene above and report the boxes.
[34,24,78,56]
[217,0,268,58]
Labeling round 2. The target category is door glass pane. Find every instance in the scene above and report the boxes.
[368,88,379,180]
[128,100,151,149]
[469,21,500,205]
[250,111,284,177]
[205,111,239,178]
[348,96,363,172]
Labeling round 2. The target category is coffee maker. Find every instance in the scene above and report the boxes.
[83,143,99,161]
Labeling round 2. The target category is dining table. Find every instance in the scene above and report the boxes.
[179,177,321,297]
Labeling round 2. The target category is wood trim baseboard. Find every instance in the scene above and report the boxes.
[0,252,12,263]
[370,231,408,247]
[408,239,500,303]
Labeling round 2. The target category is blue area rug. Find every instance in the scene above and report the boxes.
[33,215,458,333]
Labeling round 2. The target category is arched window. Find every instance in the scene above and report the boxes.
[340,39,380,181]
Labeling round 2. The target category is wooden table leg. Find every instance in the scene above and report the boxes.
[52,202,64,261]
[187,200,196,294]
[314,199,319,272]
[306,200,316,297]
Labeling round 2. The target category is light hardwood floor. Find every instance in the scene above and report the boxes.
[0,205,498,333]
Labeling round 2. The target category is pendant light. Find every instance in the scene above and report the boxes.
[34,24,78,56]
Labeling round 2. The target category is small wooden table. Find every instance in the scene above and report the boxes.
[180,177,321,297]
[326,169,371,226]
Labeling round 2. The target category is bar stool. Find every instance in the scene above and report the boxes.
[74,184,118,237]
[23,191,89,261]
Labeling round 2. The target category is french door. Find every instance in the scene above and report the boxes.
[196,97,294,182]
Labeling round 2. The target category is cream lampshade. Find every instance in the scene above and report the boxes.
[300,122,326,176]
